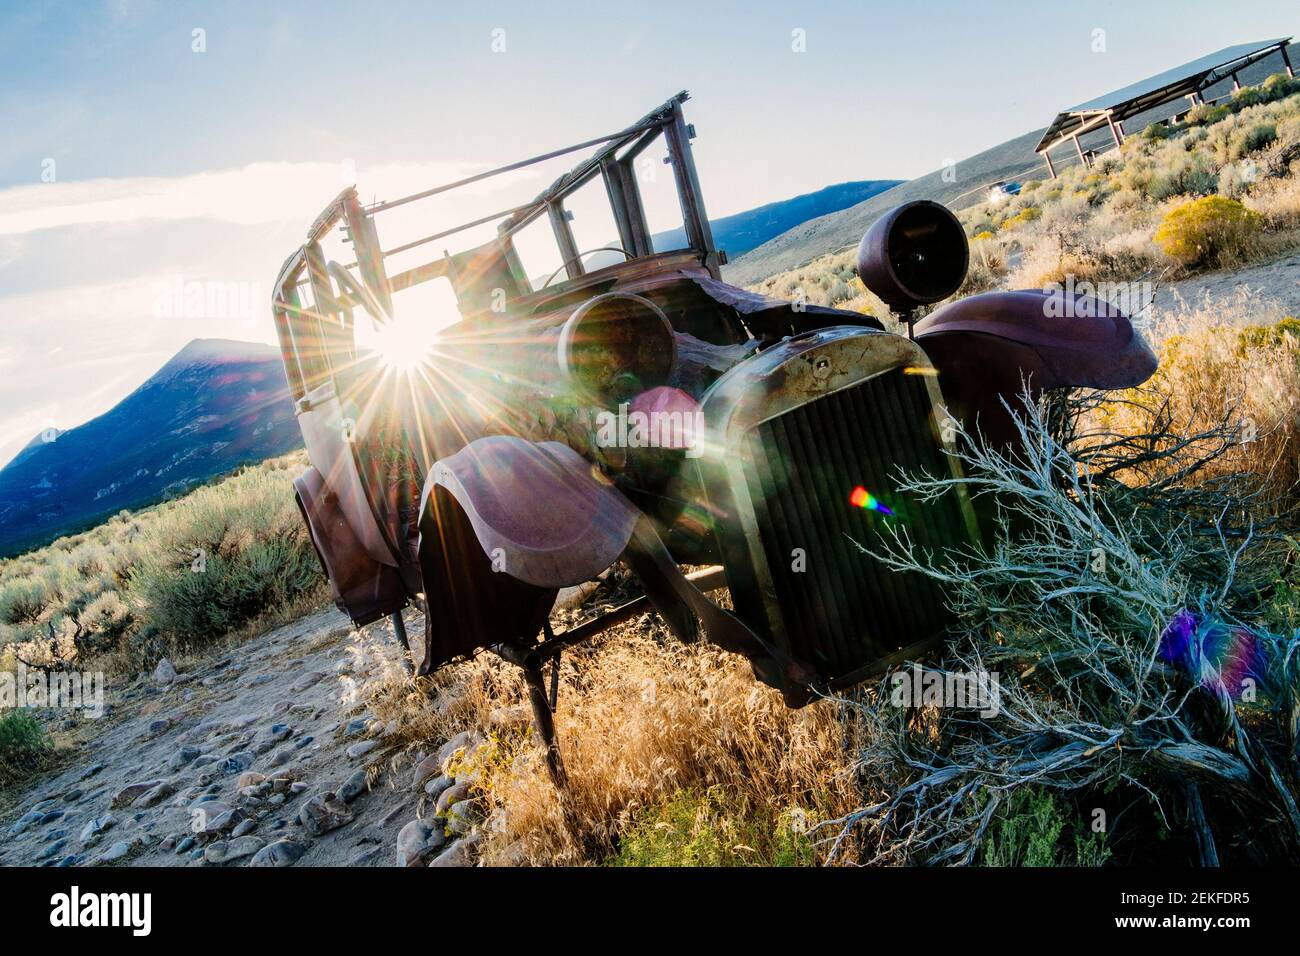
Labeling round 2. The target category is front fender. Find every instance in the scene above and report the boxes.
[415,436,642,673]
[915,288,1158,450]
[414,436,815,700]
[420,435,641,588]
[915,288,1157,390]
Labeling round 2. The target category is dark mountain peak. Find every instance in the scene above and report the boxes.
[0,337,300,556]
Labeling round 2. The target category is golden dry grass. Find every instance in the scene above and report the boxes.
[1089,309,1300,509]
[366,612,859,866]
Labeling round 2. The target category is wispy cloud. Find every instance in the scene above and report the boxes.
[0,158,531,237]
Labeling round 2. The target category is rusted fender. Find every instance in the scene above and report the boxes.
[914,289,1157,450]
[415,435,818,699]
[915,288,1157,390]
[419,435,641,588]
[415,435,642,674]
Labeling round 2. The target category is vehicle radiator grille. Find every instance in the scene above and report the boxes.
[740,367,971,682]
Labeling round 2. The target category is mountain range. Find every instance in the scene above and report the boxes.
[0,339,302,556]
[652,179,901,259]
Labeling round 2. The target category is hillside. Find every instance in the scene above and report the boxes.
[723,129,1048,286]
[0,339,301,556]
[726,40,1300,287]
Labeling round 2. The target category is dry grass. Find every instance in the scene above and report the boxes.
[1088,309,1300,512]
[366,611,859,866]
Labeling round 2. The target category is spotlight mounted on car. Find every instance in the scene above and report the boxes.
[856,200,969,334]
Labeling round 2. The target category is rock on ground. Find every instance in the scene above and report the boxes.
[248,839,307,868]
[396,819,447,867]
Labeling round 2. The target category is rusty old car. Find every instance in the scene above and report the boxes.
[272,92,1157,782]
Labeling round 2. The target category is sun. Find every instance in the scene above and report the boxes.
[368,314,439,373]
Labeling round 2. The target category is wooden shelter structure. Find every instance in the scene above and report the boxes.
[1035,38,1294,177]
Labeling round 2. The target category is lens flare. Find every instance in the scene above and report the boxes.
[367,315,439,373]
[1159,609,1270,701]
[849,485,893,515]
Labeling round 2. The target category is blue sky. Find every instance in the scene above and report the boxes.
[0,0,1296,463]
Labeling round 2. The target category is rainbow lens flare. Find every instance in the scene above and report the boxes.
[1159,609,1270,702]
[849,485,893,515]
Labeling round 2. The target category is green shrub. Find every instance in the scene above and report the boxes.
[0,710,50,789]
[130,535,319,648]
[1143,121,1173,142]
[1154,195,1262,267]
[0,578,50,625]
[1148,150,1218,200]
[1263,72,1296,95]
[1233,86,1267,108]
[608,787,817,866]
[126,467,321,648]
[1236,121,1278,157]
[1187,103,1231,126]
[980,787,1110,867]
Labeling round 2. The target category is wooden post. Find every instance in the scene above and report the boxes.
[664,102,721,279]
[1282,45,1295,79]
[601,159,641,259]
[1072,133,1087,167]
[1105,114,1123,149]
[342,193,393,320]
[1042,149,1057,179]
[1231,71,1242,92]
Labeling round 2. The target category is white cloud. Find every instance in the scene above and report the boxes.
[0,157,531,238]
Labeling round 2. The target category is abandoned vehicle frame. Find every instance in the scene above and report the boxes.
[271,91,1159,786]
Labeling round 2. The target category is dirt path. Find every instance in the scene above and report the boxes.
[1153,249,1300,322]
[0,607,475,868]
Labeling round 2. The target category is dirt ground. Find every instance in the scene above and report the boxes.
[0,607,460,868]
[1152,248,1300,323]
